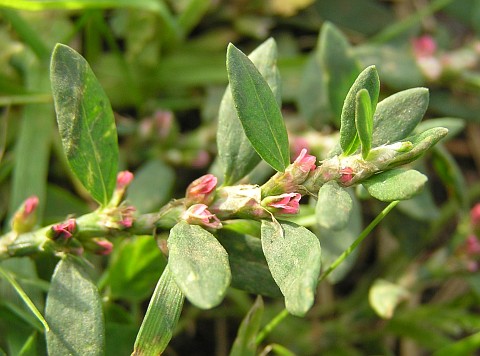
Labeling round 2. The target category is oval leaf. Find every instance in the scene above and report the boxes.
[372,87,429,148]
[168,221,231,309]
[340,65,379,155]
[132,266,184,356]
[45,257,104,356]
[261,221,321,316]
[363,169,427,202]
[227,43,289,172]
[218,38,281,184]
[316,181,353,231]
[369,279,409,319]
[356,89,373,159]
[50,43,119,206]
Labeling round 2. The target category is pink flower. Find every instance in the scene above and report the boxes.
[119,206,136,228]
[23,196,39,216]
[339,167,355,184]
[465,235,480,256]
[182,204,222,229]
[471,204,480,227]
[412,35,437,58]
[50,219,77,240]
[293,148,316,173]
[93,238,113,255]
[262,193,302,215]
[12,196,39,233]
[116,171,134,190]
[186,174,217,205]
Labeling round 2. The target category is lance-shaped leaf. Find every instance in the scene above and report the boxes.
[261,221,321,316]
[132,266,184,356]
[230,296,264,356]
[372,88,429,148]
[168,221,231,309]
[316,181,353,231]
[340,65,379,155]
[363,169,427,202]
[318,22,361,125]
[45,257,104,356]
[227,43,289,172]
[218,39,281,185]
[356,89,374,159]
[50,44,118,206]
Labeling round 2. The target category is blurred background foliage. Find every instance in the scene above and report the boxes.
[1,0,480,355]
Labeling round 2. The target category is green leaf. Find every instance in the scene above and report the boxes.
[128,159,175,213]
[372,88,429,148]
[0,266,49,332]
[9,59,53,222]
[0,0,172,13]
[433,331,480,356]
[168,221,231,309]
[226,43,289,172]
[261,221,321,316]
[298,54,331,128]
[384,127,449,169]
[363,169,428,202]
[50,43,119,206]
[356,89,373,159]
[316,181,353,230]
[230,296,263,356]
[318,22,360,125]
[340,65,379,155]
[45,257,104,356]
[369,279,409,319]
[218,38,282,184]
[105,236,166,301]
[216,229,282,298]
[132,266,184,356]
[317,191,362,283]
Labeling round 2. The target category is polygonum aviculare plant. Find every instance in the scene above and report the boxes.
[0,37,447,356]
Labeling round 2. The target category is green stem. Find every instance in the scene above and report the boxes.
[319,200,399,281]
[255,309,289,345]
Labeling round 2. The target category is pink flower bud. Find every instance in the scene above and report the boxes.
[50,219,77,240]
[12,196,39,233]
[412,35,437,58]
[116,171,134,190]
[471,204,480,227]
[182,204,222,229]
[262,193,302,215]
[92,238,113,255]
[293,148,316,173]
[154,110,174,139]
[23,196,39,216]
[120,206,136,228]
[186,174,217,205]
[339,167,355,184]
[465,235,480,256]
